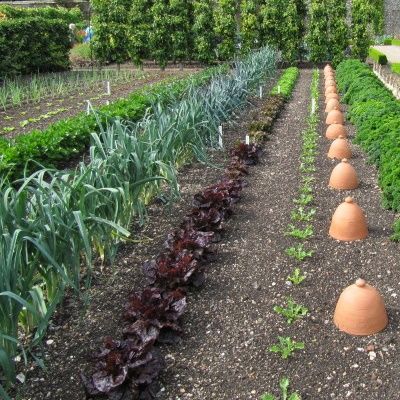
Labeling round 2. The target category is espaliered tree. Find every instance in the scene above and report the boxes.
[328,0,348,66]
[240,0,261,55]
[306,0,330,63]
[91,0,131,67]
[127,0,153,68]
[214,0,237,61]
[149,0,171,69]
[192,0,216,63]
[351,0,373,60]
[261,0,302,64]
[169,0,192,67]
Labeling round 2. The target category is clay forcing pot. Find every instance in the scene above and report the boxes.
[333,278,388,336]
[325,86,337,96]
[325,98,341,113]
[326,109,344,125]
[325,124,347,140]
[324,64,333,74]
[325,93,340,103]
[329,159,359,190]
[329,197,368,241]
[328,135,352,159]
[325,79,336,88]
[325,71,335,79]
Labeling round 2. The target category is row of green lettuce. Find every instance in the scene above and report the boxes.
[336,59,400,238]
[0,66,227,179]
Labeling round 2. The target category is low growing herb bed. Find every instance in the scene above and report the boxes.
[335,59,400,237]
[81,66,299,399]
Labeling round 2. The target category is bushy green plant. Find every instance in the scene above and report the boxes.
[127,0,153,68]
[271,67,299,99]
[328,0,349,66]
[269,336,304,359]
[240,0,261,55]
[351,0,374,60]
[214,0,237,60]
[193,0,216,63]
[274,298,308,324]
[391,63,400,75]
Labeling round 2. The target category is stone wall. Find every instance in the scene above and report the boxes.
[385,0,400,36]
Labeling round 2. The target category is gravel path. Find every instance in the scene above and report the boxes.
[373,45,400,63]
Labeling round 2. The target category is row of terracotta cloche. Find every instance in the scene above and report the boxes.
[323,65,387,337]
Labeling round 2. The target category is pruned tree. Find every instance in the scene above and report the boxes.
[351,0,373,60]
[214,0,237,61]
[150,0,171,69]
[240,0,261,55]
[193,0,216,63]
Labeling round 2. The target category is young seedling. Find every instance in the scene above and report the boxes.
[260,377,302,400]
[285,243,314,261]
[284,225,313,240]
[287,268,306,285]
[269,336,304,359]
[299,163,316,174]
[290,207,316,222]
[299,184,313,195]
[274,297,308,324]
[293,194,313,206]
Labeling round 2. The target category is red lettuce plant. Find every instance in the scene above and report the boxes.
[81,337,165,399]
[123,287,187,344]
[230,142,262,165]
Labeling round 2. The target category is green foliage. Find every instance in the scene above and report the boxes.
[284,225,313,240]
[261,377,302,400]
[150,0,171,68]
[351,0,374,60]
[293,193,313,206]
[92,0,131,65]
[0,17,70,77]
[368,47,388,65]
[261,0,302,64]
[0,4,82,23]
[328,0,348,66]
[170,0,192,63]
[269,336,305,359]
[214,0,237,61]
[127,0,153,67]
[240,0,261,55]
[271,67,299,99]
[306,0,330,62]
[192,0,216,63]
[0,68,225,178]
[336,59,400,225]
[391,63,400,75]
[287,268,306,285]
[285,243,314,261]
[274,298,308,324]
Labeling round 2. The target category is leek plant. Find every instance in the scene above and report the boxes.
[0,47,276,393]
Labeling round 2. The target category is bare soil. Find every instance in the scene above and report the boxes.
[16,69,400,400]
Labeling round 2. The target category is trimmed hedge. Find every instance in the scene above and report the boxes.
[368,47,388,64]
[0,66,227,178]
[0,5,82,23]
[391,63,400,75]
[336,60,400,214]
[0,17,70,76]
[382,38,400,46]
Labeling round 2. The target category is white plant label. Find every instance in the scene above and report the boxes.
[259,86,263,99]
[218,125,223,148]
[278,85,281,94]
[86,100,92,115]
[245,135,250,145]
[106,100,110,106]
[106,81,111,95]
[311,98,316,114]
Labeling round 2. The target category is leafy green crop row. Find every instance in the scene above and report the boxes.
[0,66,227,179]
[336,59,400,237]
[271,67,299,99]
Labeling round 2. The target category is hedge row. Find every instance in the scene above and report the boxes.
[336,60,400,215]
[0,17,71,77]
[0,66,227,178]
[0,5,82,23]
[368,47,388,65]
[383,38,400,46]
[391,63,400,75]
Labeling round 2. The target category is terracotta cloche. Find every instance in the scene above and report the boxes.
[325,93,340,103]
[333,278,388,336]
[329,159,359,190]
[326,109,344,125]
[324,64,333,74]
[328,135,352,159]
[325,71,335,79]
[325,98,341,113]
[325,86,337,96]
[325,79,336,88]
[326,123,347,140]
[329,197,368,241]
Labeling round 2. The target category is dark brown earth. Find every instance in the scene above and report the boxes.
[0,69,198,140]
[16,69,400,400]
